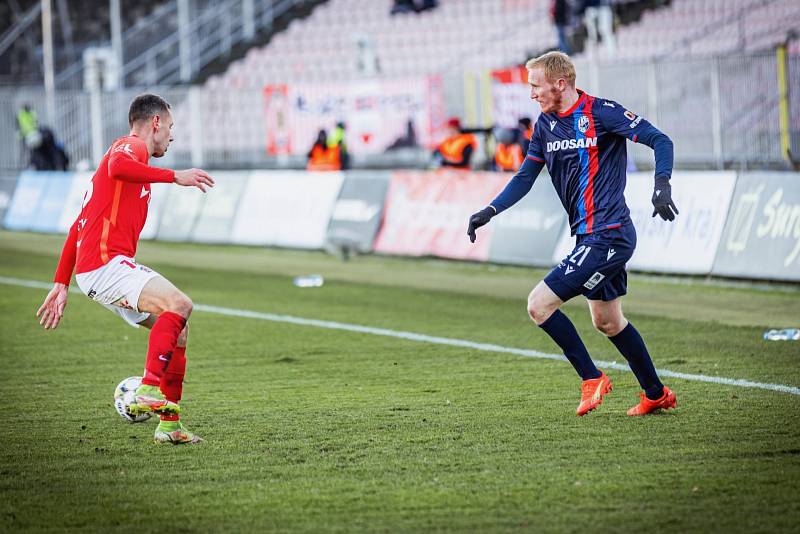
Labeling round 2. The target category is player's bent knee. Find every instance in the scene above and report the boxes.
[169,292,193,318]
[593,316,624,336]
[527,297,553,325]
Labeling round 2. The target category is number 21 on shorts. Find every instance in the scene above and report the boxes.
[569,245,592,266]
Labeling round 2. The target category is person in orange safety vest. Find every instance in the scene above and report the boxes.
[493,127,524,172]
[307,129,342,171]
[432,117,477,169]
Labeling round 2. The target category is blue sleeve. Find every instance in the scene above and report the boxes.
[491,124,546,213]
[598,99,674,179]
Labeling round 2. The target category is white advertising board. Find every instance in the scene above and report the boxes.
[191,171,250,243]
[57,172,93,232]
[552,171,737,274]
[230,171,344,248]
[155,185,206,242]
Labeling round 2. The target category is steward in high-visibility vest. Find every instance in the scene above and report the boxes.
[307,144,341,171]
[327,122,349,170]
[433,117,477,169]
[494,142,523,172]
[17,104,38,140]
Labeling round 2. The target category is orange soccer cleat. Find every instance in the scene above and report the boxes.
[627,386,677,416]
[576,371,612,416]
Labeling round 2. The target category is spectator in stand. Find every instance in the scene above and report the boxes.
[391,0,437,15]
[431,117,477,170]
[493,128,524,172]
[551,0,573,55]
[30,127,69,171]
[307,129,341,171]
[580,0,616,55]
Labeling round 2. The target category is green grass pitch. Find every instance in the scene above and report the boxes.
[1,230,798,532]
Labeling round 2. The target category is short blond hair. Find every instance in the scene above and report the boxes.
[526,51,576,86]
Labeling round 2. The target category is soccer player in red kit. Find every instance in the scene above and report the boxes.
[36,94,214,444]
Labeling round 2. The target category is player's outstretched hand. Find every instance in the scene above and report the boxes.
[467,206,496,243]
[651,176,679,221]
[175,168,215,192]
[36,283,69,330]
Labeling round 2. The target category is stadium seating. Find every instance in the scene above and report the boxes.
[206,0,555,87]
[594,0,800,61]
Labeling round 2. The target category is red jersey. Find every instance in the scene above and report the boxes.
[54,135,175,284]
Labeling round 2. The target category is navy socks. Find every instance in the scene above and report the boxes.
[538,310,602,380]
[609,322,664,400]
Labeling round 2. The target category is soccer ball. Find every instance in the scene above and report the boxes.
[113,376,151,423]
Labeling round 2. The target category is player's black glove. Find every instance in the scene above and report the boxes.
[651,176,679,221]
[467,206,496,243]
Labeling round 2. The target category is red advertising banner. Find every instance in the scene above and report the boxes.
[490,66,540,128]
[374,170,508,261]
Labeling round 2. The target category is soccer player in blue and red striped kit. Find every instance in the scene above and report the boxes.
[468,52,679,416]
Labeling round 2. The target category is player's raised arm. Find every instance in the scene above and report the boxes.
[597,100,678,221]
[107,145,214,192]
[108,154,176,184]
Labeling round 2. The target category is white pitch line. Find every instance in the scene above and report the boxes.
[3,275,799,397]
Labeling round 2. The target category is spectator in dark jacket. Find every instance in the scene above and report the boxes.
[30,127,69,171]
[552,0,573,54]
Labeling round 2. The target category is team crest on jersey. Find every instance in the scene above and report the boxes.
[623,110,637,121]
[578,116,590,133]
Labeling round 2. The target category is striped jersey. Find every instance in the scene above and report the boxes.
[525,90,662,235]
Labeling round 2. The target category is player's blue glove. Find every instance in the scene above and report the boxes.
[651,176,679,221]
[467,206,496,243]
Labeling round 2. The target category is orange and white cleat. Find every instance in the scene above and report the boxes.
[576,371,612,416]
[154,421,204,445]
[627,386,677,416]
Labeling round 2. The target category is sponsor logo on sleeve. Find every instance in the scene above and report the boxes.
[623,110,642,128]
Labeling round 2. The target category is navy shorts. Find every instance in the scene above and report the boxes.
[544,224,637,302]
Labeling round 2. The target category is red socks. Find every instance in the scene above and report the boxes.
[161,345,187,404]
[141,311,186,387]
